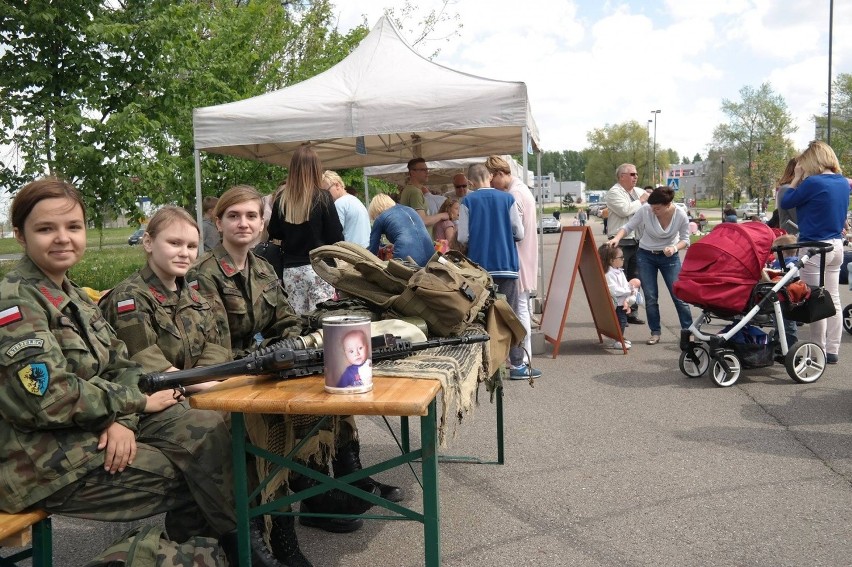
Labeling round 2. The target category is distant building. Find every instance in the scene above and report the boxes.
[533,173,586,204]
[666,161,714,202]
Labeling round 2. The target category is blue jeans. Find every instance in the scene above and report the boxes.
[636,248,694,335]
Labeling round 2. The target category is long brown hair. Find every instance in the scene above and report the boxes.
[777,158,797,186]
[277,146,323,224]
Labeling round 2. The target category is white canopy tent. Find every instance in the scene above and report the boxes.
[192,15,539,178]
[192,15,544,288]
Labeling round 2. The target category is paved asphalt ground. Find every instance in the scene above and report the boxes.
[6,216,852,566]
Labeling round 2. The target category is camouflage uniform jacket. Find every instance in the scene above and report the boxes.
[100,264,230,372]
[0,256,148,513]
[188,244,301,359]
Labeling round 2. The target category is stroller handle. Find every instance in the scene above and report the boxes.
[772,240,834,255]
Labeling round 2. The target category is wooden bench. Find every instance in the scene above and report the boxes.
[0,510,52,567]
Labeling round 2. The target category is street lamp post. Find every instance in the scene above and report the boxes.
[651,110,661,185]
[720,156,726,212]
[755,142,763,214]
[646,119,652,186]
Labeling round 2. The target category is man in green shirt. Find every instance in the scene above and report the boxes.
[400,158,450,228]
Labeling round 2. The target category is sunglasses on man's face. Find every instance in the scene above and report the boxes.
[454,184,468,189]
[622,172,638,177]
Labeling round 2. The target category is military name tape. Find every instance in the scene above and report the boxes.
[6,338,45,357]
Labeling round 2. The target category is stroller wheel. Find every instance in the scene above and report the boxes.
[785,341,825,384]
[843,304,852,335]
[679,345,710,378]
[710,352,741,387]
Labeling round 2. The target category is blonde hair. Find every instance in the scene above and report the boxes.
[771,233,798,260]
[214,185,264,219]
[144,206,199,255]
[368,193,396,221]
[277,146,323,224]
[322,170,343,190]
[797,140,841,178]
[484,155,511,175]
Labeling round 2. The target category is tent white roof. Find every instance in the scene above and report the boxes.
[192,17,540,169]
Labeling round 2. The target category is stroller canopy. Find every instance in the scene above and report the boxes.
[674,222,776,316]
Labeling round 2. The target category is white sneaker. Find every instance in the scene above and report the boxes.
[609,340,631,349]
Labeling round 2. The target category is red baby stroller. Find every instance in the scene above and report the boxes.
[673,222,834,387]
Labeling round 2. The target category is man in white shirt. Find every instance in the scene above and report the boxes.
[605,163,649,325]
[323,170,370,248]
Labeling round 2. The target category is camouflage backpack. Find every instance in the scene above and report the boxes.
[84,524,224,567]
[311,243,494,337]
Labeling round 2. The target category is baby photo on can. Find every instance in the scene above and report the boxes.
[322,316,373,394]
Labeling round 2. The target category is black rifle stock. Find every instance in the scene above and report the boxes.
[139,333,489,394]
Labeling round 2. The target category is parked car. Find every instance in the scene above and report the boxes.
[127,228,145,245]
[735,200,759,219]
[538,216,561,234]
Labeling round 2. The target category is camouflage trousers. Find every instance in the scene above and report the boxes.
[39,402,236,543]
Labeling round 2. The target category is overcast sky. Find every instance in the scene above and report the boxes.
[333,0,852,160]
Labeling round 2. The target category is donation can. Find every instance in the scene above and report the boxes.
[322,315,373,394]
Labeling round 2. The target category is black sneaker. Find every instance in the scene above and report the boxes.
[626,315,645,325]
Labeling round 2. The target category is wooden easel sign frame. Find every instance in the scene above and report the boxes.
[540,226,626,357]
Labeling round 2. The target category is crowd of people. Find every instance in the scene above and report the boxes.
[3,141,847,565]
[0,147,551,566]
[598,142,850,360]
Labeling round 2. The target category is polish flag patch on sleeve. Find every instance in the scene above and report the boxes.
[0,306,23,327]
[116,299,136,314]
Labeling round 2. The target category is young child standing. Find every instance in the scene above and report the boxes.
[599,243,642,349]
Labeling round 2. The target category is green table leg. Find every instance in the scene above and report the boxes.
[400,415,410,453]
[421,400,440,567]
[31,517,52,567]
[496,383,505,465]
[231,413,251,567]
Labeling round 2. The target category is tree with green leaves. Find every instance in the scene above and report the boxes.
[816,72,852,174]
[528,150,586,182]
[710,83,797,210]
[1,0,370,234]
[583,121,655,190]
[692,153,702,163]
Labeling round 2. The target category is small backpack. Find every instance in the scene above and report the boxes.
[311,243,494,337]
[391,251,493,337]
[84,524,224,567]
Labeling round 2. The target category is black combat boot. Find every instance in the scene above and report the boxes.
[289,459,379,533]
[332,439,404,503]
[219,521,289,567]
[269,516,312,567]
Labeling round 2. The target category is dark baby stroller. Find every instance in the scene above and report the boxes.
[672,222,834,387]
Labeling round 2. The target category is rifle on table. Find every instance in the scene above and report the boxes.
[138,334,490,394]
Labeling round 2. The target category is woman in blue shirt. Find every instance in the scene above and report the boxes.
[367,193,435,266]
[780,141,850,364]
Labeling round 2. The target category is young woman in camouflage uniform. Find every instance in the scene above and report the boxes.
[190,185,402,566]
[100,206,230,388]
[0,178,241,559]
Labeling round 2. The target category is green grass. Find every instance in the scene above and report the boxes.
[0,235,147,291]
[0,227,138,255]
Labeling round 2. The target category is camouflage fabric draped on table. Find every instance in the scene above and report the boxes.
[373,325,490,446]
